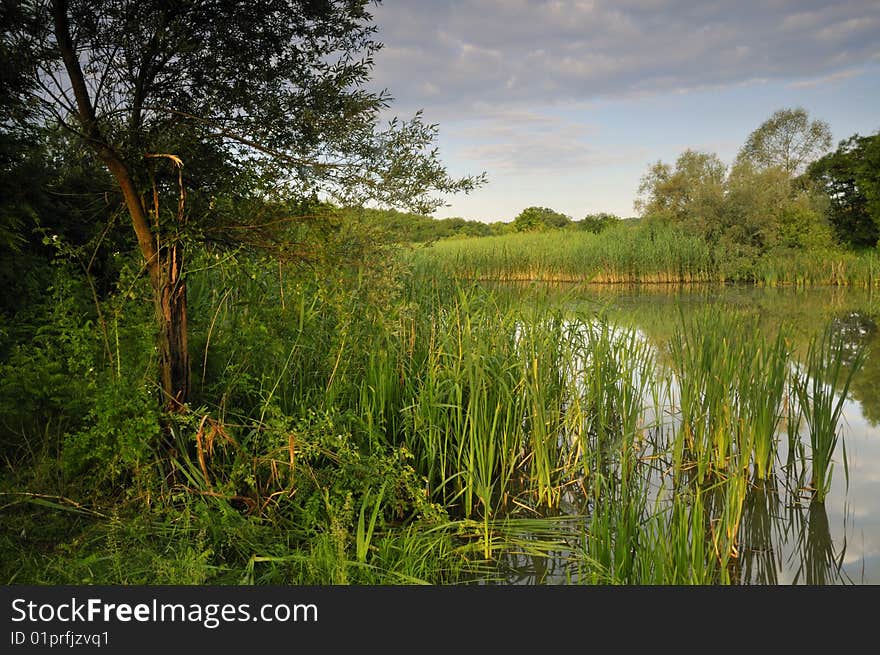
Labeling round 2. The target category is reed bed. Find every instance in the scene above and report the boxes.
[345,279,866,580]
[793,325,867,502]
[184,260,867,582]
[667,310,792,484]
[410,225,880,287]
[411,225,715,283]
[755,249,880,288]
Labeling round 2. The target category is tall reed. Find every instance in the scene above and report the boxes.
[668,310,793,484]
[793,325,867,502]
[409,226,880,287]
[410,224,716,284]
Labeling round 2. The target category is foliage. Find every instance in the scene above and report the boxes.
[0,265,98,443]
[11,0,485,219]
[634,111,837,255]
[736,107,833,176]
[346,206,495,243]
[635,150,726,238]
[722,161,833,252]
[808,132,880,248]
[6,0,485,410]
[61,381,160,484]
[512,206,572,232]
[0,252,160,483]
[575,212,619,233]
[0,127,125,318]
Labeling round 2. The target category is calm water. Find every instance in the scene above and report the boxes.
[500,283,880,585]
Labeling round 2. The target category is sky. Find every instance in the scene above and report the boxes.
[366,0,880,223]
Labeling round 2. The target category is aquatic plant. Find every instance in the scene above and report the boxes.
[793,326,867,502]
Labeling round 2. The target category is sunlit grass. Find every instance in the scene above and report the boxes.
[3,250,869,586]
[793,326,867,502]
[409,226,880,287]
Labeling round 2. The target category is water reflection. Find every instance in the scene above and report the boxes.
[790,501,848,585]
[732,478,850,584]
[495,485,855,585]
[829,311,880,426]
[489,283,880,584]
[737,479,781,585]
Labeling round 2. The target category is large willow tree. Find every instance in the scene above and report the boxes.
[5,0,483,411]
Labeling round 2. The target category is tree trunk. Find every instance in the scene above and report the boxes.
[53,0,190,413]
[156,241,190,412]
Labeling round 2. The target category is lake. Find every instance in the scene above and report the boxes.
[493,282,880,585]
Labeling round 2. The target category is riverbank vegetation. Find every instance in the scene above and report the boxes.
[409,109,879,286]
[1,2,876,586]
[1,259,868,584]
[409,223,880,286]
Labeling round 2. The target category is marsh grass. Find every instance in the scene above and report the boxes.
[411,226,880,287]
[361,280,866,582]
[740,330,791,481]
[793,326,867,502]
[3,242,870,586]
[667,310,792,484]
[411,225,715,284]
[755,249,880,289]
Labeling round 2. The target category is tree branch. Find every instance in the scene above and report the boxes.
[52,0,160,284]
[149,106,341,169]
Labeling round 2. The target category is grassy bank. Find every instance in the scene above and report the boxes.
[1,245,866,584]
[410,223,880,287]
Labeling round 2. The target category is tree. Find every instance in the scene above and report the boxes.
[808,132,880,248]
[635,150,726,237]
[736,107,833,176]
[635,146,833,253]
[7,0,484,412]
[0,0,43,252]
[512,206,571,232]
[723,161,832,251]
[576,212,617,233]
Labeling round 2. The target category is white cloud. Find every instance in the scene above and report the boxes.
[366,1,880,222]
[787,69,862,88]
[370,1,880,114]
[817,16,880,42]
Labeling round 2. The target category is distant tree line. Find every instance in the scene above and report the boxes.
[364,107,879,256]
[348,207,497,242]
[351,205,625,243]
[509,207,621,233]
[635,107,880,256]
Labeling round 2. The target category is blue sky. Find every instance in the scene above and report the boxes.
[368,0,880,222]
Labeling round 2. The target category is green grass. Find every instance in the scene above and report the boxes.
[667,310,793,483]
[794,325,867,502]
[410,224,880,287]
[1,246,868,585]
[411,224,715,283]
